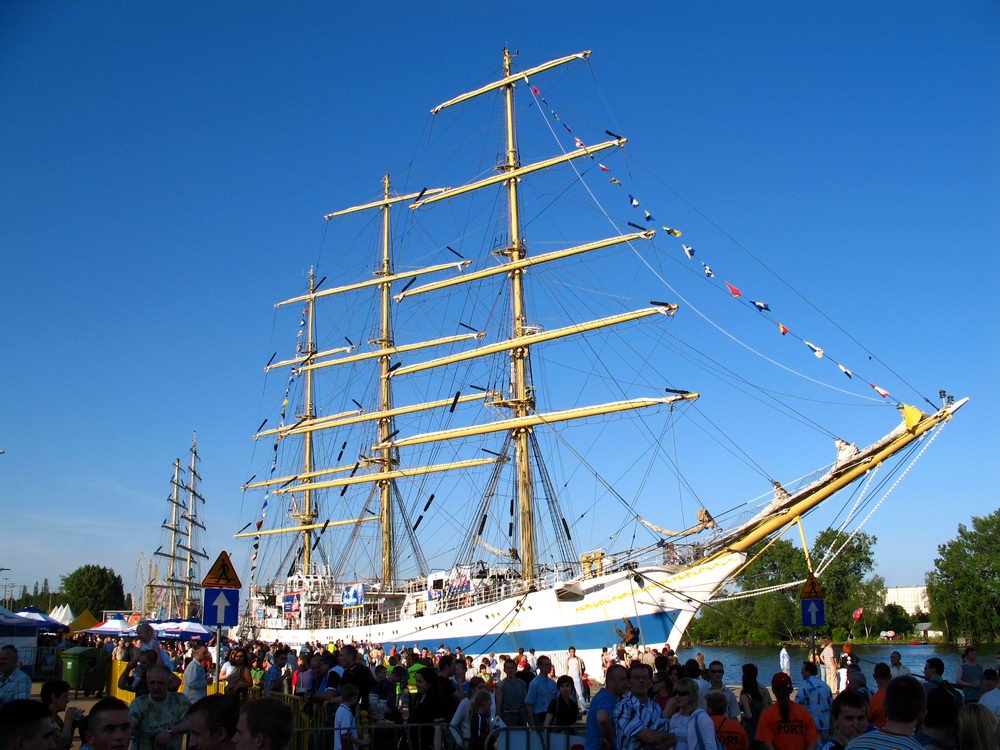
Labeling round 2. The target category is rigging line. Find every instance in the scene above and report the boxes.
[628,157,935,410]
[534,267,715,502]
[525,88,885,405]
[671,408,686,530]
[815,465,882,571]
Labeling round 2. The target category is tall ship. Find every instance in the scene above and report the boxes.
[237,49,965,666]
[143,435,208,620]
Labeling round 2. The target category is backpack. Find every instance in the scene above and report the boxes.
[692,709,726,750]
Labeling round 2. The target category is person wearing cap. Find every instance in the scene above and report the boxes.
[756,672,819,750]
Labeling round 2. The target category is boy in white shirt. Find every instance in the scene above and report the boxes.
[334,683,368,750]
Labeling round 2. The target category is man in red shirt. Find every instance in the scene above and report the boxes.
[756,673,819,750]
[867,663,890,728]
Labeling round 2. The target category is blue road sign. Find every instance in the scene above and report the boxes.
[202,587,239,627]
[802,598,825,627]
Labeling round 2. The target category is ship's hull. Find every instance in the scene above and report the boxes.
[255,552,745,672]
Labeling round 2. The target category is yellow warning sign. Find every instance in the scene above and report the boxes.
[202,551,242,589]
[800,574,825,600]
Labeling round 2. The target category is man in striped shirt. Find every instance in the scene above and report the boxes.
[844,676,925,750]
[612,663,674,750]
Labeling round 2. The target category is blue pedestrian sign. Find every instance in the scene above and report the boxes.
[203,587,239,627]
[802,598,825,627]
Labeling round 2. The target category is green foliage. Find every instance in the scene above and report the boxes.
[689,529,881,644]
[879,604,912,634]
[60,565,126,616]
[11,582,67,613]
[926,508,1000,642]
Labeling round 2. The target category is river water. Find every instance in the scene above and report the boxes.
[669,643,1000,688]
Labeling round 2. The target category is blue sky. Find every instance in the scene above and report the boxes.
[1,1,997,604]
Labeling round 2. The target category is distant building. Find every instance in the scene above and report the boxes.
[885,585,929,616]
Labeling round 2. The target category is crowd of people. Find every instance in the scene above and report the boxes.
[2,632,1000,750]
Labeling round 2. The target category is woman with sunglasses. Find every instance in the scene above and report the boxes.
[665,677,717,750]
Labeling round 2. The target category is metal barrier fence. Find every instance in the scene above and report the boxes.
[487,727,585,750]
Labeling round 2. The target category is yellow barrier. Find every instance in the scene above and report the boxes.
[107,660,326,750]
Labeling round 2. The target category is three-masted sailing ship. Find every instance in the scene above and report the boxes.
[237,49,965,665]
[144,435,208,620]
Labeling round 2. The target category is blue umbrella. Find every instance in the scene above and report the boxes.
[15,606,70,633]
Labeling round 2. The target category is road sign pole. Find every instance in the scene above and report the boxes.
[215,626,222,693]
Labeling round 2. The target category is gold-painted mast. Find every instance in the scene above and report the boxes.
[376,174,395,586]
[159,458,183,617]
[181,435,207,617]
[297,269,319,573]
[504,47,536,582]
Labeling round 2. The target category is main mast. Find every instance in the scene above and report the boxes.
[376,174,395,585]
[500,48,537,581]
[181,434,207,617]
[298,269,318,573]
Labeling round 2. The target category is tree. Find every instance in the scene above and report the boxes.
[61,565,126,616]
[849,575,887,639]
[926,509,1000,642]
[879,604,912,635]
[812,530,877,632]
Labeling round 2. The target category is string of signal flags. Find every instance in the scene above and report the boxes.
[526,79,893,403]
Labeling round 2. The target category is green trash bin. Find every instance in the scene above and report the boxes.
[61,647,94,691]
[81,648,110,693]
[61,647,109,694]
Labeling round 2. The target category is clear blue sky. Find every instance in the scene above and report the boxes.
[1,2,997,604]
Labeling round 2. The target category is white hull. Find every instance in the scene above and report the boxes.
[255,552,745,672]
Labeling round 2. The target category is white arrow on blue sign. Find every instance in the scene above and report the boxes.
[801,598,825,627]
[202,587,240,627]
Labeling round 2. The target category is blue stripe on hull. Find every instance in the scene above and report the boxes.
[399,610,679,654]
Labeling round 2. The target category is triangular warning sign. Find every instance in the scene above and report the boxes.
[800,574,825,600]
[202,551,242,589]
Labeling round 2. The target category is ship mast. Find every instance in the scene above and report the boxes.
[376,174,396,585]
[297,269,318,573]
[163,458,183,616]
[180,434,207,616]
[500,48,537,581]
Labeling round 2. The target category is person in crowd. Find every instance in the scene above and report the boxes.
[434,654,460,718]
[333,683,367,750]
[40,679,83,750]
[262,649,290,697]
[756,672,819,750]
[0,700,60,750]
[468,691,493,750]
[585,663,628,750]
[233,698,293,750]
[664,676,715,750]
[956,647,984,705]
[136,623,173,671]
[739,663,771,749]
[837,645,856,695]
[684,660,711,709]
[0,645,32,705]
[183,646,210,703]
[525,655,558,727]
[652,672,672,711]
[978,669,1000,719]
[844,669,872,700]
[566,646,588,711]
[924,658,963,707]
[708,689,749,750]
[707,661,740,719]
[450,676,490,746]
[779,647,791,677]
[888,652,909,678]
[249,657,265,688]
[187,695,239,750]
[866,663,890,728]
[613,663,673,750]
[544,675,580,732]
[819,691,868,750]
[84,698,132,750]
[223,650,253,700]
[696,653,708,678]
[796,661,833,738]
[291,655,311,696]
[602,647,615,679]
[956,703,998,750]
[339,645,375,711]
[496,657,529,727]
[915,686,958,750]
[844,676,925,750]
[820,641,839,696]
[128,665,190,750]
[408,666,446,750]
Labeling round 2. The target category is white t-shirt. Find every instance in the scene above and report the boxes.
[333,703,357,750]
[670,709,717,750]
